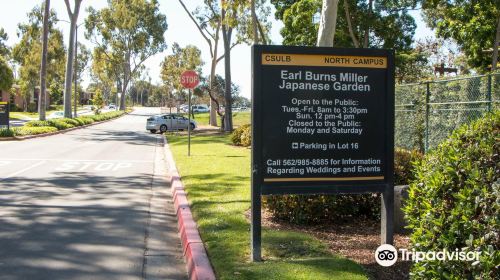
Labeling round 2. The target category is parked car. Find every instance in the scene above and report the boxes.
[108,104,116,110]
[146,114,197,133]
[192,104,209,113]
[179,104,189,113]
[48,111,64,119]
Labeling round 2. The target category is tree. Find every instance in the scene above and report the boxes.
[92,88,104,114]
[62,0,83,118]
[160,43,203,111]
[0,56,13,91]
[0,28,10,58]
[86,0,168,111]
[179,0,269,130]
[39,0,50,120]
[317,0,339,46]
[274,0,416,49]
[12,5,66,112]
[422,0,500,71]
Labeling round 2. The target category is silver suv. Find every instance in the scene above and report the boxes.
[146,114,197,133]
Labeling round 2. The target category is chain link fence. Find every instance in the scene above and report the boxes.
[395,73,500,153]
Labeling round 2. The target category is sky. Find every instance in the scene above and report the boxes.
[0,1,435,99]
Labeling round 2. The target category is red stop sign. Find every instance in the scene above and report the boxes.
[180,70,200,89]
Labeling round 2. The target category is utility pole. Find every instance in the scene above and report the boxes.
[39,0,50,121]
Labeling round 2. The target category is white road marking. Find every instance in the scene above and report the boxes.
[3,161,46,179]
[54,161,135,172]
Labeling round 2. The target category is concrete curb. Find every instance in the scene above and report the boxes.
[0,112,129,141]
[162,136,217,280]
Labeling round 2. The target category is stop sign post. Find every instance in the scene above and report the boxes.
[181,70,199,156]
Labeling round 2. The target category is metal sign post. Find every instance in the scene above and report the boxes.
[188,89,192,156]
[251,45,395,261]
[180,70,200,157]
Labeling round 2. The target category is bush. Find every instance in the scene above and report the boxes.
[13,126,58,136]
[263,148,424,224]
[74,117,94,125]
[25,120,51,127]
[230,124,251,146]
[0,128,15,137]
[264,193,380,224]
[47,119,74,130]
[394,148,423,185]
[59,118,81,127]
[404,111,499,279]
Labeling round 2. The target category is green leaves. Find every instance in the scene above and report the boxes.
[0,56,13,91]
[404,111,500,279]
[422,0,500,71]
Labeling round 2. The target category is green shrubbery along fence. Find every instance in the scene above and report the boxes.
[395,73,500,152]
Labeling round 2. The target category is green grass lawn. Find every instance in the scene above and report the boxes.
[9,106,87,120]
[184,111,251,127]
[167,132,368,280]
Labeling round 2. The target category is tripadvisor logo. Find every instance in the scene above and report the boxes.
[374,244,481,267]
[375,244,398,267]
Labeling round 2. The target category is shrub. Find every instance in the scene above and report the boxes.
[47,119,74,130]
[74,117,94,125]
[264,193,380,224]
[404,111,499,279]
[25,120,51,127]
[230,124,251,146]
[263,148,424,224]
[13,126,58,136]
[394,148,423,185]
[0,128,15,137]
[59,118,81,127]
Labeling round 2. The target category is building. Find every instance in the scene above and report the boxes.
[0,85,50,111]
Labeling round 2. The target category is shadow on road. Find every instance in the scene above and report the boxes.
[0,173,184,280]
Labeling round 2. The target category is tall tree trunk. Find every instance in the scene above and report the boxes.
[63,0,82,118]
[39,0,50,121]
[209,25,220,126]
[251,0,258,44]
[120,52,130,111]
[221,8,233,132]
[209,57,218,126]
[343,0,359,47]
[317,0,339,47]
[492,15,500,71]
[363,0,372,48]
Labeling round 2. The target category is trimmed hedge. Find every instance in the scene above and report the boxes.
[264,148,422,224]
[404,111,499,279]
[25,120,52,127]
[0,129,15,137]
[1,111,126,138]
[14,126,58,136]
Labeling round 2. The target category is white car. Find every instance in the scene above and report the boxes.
[192,105,209,113]
[146,114,197,133]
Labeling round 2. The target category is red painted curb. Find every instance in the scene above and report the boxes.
[163,137,217,280]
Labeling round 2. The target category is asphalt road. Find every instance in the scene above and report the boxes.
[0,107,186,280]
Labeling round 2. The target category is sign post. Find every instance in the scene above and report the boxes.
[0,102,9,130]
[181,70,200,156]
[251,45,395,261]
